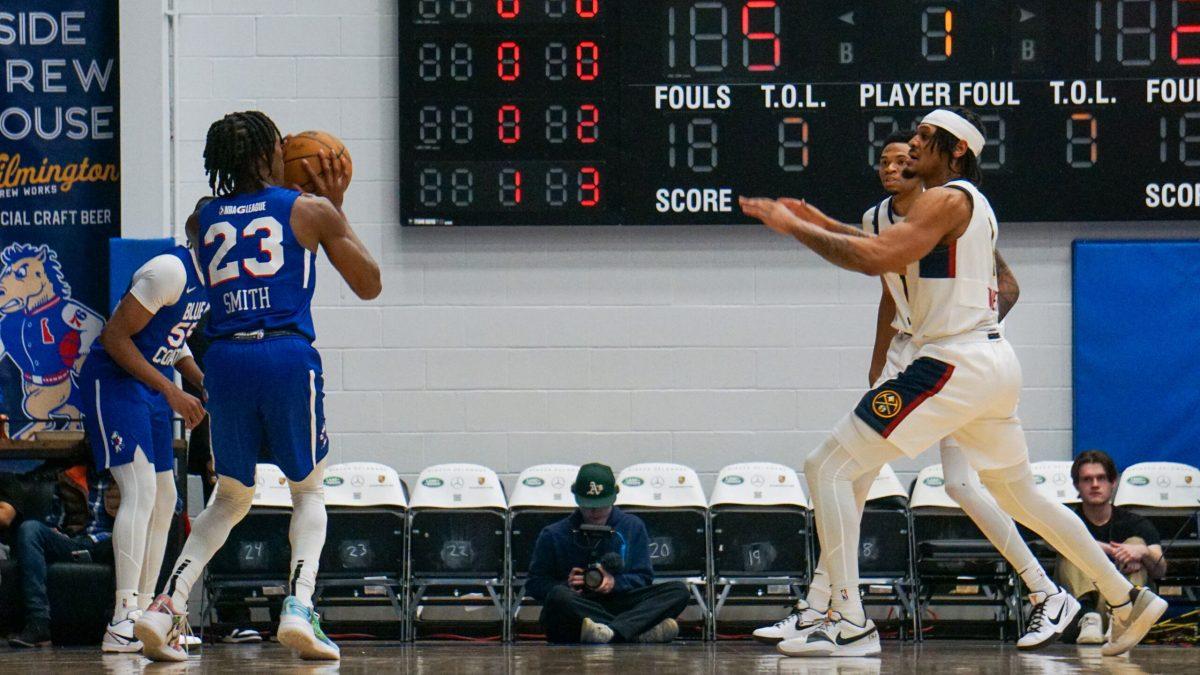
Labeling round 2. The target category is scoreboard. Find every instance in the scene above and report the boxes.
[401,1,1200,225]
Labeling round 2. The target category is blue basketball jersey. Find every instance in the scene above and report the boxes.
[88,245,209,379]
[196,186,316,341]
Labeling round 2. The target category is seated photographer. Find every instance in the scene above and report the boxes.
[527,463,689,644]
[8,466,115,648]
[1058,450,1165,644]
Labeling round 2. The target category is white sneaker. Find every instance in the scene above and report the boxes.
[221,628,263,644]
[133,595,188,662]
[1102,587,1167,656]
[580,617,614,644]
[1077,611,1104,645]
[277,596,340,661]
[101,615,142,653]
[752,600,827,644]
[1018,587,1081,650]
[634,618,678,643]
[777,615,880,657]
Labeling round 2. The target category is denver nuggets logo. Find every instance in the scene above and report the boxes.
[871,390,903,419]
[109,431,124,454]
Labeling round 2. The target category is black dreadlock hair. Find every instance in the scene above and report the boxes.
[203,111,282,197]
[928,106,984,185]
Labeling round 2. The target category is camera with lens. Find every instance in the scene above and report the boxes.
[574,524,624,593]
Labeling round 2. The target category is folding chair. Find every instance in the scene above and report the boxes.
[911,463,1024,640]
[615,462,712,639]
[506,463,580,638]
[1114,462,1200,606]
[204,463,293,635]
[407,463,508,640]
[708,462,810,636]
[315,462,409,637]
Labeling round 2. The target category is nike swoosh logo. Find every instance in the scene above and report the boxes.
[835,626,878,646]
[1047,601,1065,623]
[186,286,198,293]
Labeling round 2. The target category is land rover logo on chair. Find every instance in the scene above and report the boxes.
[1127,475,1150,486]
[522,477,544,487]
[622,477,643,487]
[323,476,344,487]
[924,476,944,487]
[422,477,444,488]
[721,475,744,486]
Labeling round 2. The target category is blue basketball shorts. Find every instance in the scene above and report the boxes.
[80,366,175,473]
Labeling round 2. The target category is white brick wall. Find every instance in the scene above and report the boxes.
[164,5,1196,495]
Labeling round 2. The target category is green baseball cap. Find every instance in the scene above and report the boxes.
[572,463,619,508]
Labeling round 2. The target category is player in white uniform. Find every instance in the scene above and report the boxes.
[753,132,1074,651]
[741,107,1166,658]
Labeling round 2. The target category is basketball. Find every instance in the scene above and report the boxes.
[282,130,352,192]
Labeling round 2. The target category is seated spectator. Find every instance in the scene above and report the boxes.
[527,463,689,644]
[7,466,115,648]
[1059,450,1166,644]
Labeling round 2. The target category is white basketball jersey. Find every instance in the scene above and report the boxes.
[861,196,913,333]
[902,179,1000,341]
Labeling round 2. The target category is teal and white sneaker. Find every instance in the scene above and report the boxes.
[277,596,339,661]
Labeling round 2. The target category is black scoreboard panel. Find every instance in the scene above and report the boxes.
[401,1,1200,225]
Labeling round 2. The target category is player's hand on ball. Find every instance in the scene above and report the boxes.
[166,388,206,430]
[297,149,351,210]
[740,196,798,237]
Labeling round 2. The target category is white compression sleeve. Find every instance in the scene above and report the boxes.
[139,470,178,609]
[804,417,902,625]
[110,451,157,619]
[940,440,1056,595]
[806,466,880,613]
[978,461,1133,606]
[287,460,328,608]
[164,476,254,611]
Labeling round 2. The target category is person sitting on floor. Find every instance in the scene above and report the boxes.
[526,463,689,644]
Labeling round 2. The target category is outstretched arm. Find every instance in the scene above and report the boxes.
[740,188,969,276]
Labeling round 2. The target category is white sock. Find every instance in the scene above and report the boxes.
[286,460,329,608]
[164,475,254,611]
[110,451,157,619]
[939,440,1057,596]
[807,467,879,613]
[978,462,1133,607]
[140,470,177,607]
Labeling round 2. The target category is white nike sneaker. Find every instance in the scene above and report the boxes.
[221,628,263,644]
[1102,587,1167,656]
[777,615,880,657]
[133,594,188,662]
[1018,587,1081,650]
[1077,611,1104,645]
[101,615,142,653]
[752,600,827,644]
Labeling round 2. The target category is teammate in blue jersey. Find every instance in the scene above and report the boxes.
[79,238,209,653]
[136,111,380,663]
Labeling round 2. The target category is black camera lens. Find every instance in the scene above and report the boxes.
[583,563,605,591]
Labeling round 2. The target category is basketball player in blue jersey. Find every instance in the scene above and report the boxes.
[135,111,381,662]
[754,132,1077,652]
[741,107,1165,658]
[79,236,209,653]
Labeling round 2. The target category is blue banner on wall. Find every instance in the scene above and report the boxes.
[0,4,119,438]
[1073,240,1200,469]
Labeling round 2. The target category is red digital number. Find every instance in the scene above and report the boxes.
[576,41,599,80]
[742,0,780,72]
[578,167,600,206]
[498,41,521,81]
[576,0,598,19]
[498,104,521,144]
[497,0,519,19]
[576,104,599,143]
[1174,1,1200,66]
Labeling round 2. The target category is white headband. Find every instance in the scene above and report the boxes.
[922,109,985,158]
